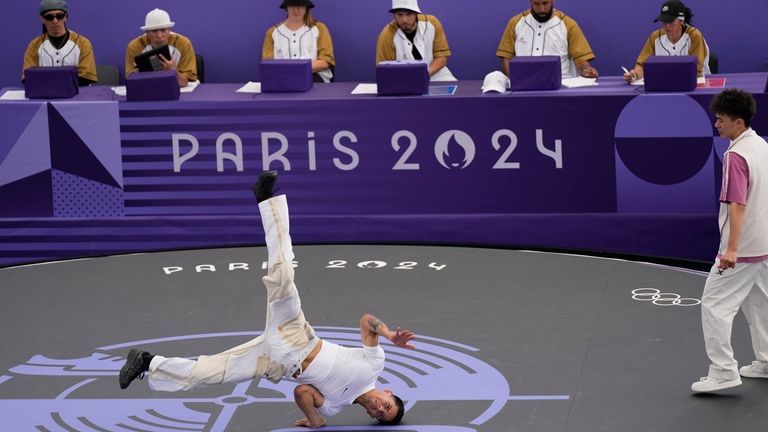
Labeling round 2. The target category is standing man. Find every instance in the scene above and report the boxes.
[119,172,415,428]
[692,89,768,393]
[23,0,97,86]
[496,0,597,78]
[376,0,457,81]
[125,8,197,87]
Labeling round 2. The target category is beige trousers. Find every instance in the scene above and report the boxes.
[148,195,316,391]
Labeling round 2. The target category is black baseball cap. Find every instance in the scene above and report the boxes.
[654,0,686,23]
[280,0,315,9]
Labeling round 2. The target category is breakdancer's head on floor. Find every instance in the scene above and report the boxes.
[360,389,405,424]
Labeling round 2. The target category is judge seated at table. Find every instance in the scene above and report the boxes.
[496,0,598,79]
[623,0,710,82]
[262,0,335,83]
[125,8,197,87]
[22,0,97,86]
[376,0,457,82]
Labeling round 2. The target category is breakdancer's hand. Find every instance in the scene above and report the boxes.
[389,327,417,349]
[295,417,325,428]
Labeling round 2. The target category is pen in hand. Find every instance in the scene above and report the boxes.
[622,66,637,82]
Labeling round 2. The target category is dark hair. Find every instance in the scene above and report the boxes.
[377,395,405,426]
[710,89,757,128]
[683,6,694,25]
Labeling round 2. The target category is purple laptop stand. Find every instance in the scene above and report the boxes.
[376,61,429,96]
[24,66,79,99]
[261,59,313,92]
[644,56,697,92]
[507,56,561,91]
[126,69,180,101]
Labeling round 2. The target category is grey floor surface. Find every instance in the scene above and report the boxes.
[1,245,766,432]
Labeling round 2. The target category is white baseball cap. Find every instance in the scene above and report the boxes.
[482,71,510,94]
[141,8,175,31]
[390,0,421,14]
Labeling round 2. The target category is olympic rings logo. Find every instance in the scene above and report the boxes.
[631,288,701,307]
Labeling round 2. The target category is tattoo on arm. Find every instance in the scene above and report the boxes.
[367,316,382,333]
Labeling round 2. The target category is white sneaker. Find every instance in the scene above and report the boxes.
[691,376,742,393]
[739,361,768,378]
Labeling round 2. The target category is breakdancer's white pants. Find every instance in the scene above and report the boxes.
[147,195,317,391]
[701,259,768,380]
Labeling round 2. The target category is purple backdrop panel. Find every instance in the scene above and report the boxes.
[0,212,719,268]
[119,95,629,216]
[1,81,766,267]
[2,0,768,88]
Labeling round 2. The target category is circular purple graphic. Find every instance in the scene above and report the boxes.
[0,328,547,431]
[615,95,713,185]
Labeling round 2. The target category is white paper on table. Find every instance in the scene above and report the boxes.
[0,90,28,100]
[630,78,644,86]
[181,80,200,93]
[111,80,199,96]
[697,76,706,85]
[561,77,598,88]
[351,83,378,95]
[236,82,262,94]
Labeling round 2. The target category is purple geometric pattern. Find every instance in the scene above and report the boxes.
[0,102,50,187]
[614,94,713,185]
[52,170,124,218]
[51,101,123,187]
[614,151,717,213]
[0,171,53,217]
[0,100,125,222]
[48,104,120,188]
[614,94,717,213]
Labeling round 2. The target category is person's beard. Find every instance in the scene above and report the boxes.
[532,7,553,23]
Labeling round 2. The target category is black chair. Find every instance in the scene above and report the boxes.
[195,54,205,83]
[95,64,120,86]
[312,67,335,83]
[708,53,718,75]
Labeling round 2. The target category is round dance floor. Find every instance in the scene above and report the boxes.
[1,245,766,431]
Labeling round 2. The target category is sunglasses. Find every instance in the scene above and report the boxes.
[43,13,66,21]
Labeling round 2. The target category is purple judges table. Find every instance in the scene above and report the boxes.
[1,73,767,267]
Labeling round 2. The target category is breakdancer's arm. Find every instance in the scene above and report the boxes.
[293,384,326,428]
[360,314,416,349]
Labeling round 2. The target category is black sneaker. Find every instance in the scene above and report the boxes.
[119,348,151,389]
[251,171,278,203]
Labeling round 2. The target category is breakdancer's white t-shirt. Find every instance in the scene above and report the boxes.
[297,341,385,417]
